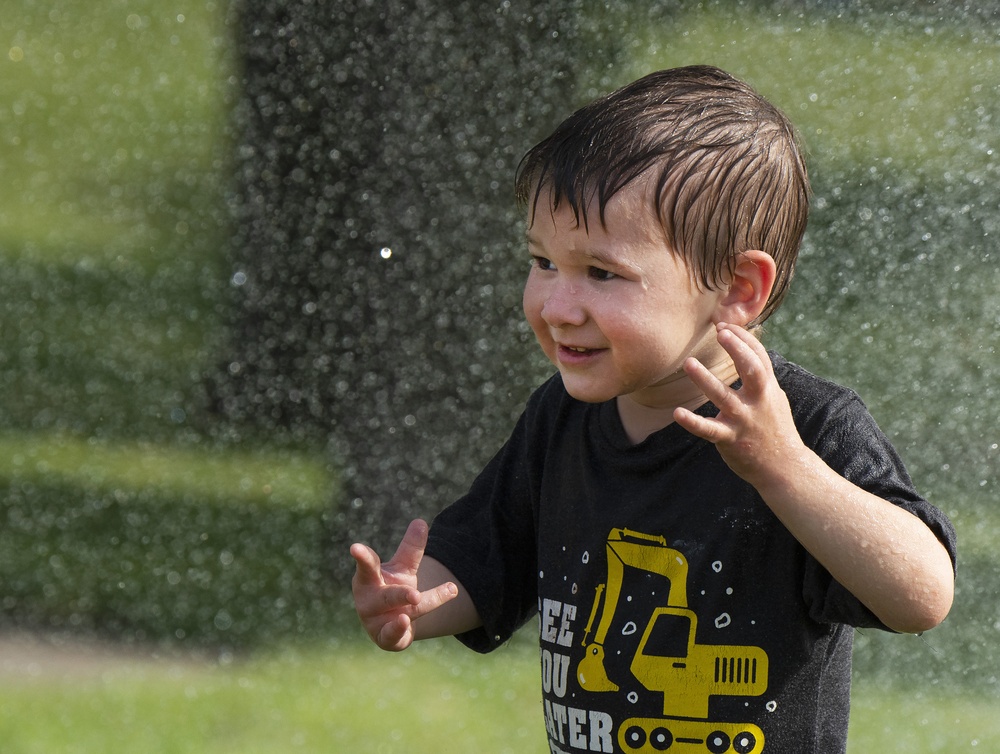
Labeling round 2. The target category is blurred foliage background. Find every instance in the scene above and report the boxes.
[0,0,998,750]
[0,0,342,649]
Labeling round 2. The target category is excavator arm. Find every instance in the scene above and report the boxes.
[578,528,689,692]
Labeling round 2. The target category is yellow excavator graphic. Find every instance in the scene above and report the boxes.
[577,528,768,754]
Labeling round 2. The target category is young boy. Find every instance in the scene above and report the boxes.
[350,66,956,753]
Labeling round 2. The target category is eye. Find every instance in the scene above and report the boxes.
[531,256,556,271]
[588,266,617,282]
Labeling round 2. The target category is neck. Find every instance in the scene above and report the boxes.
[616,356,739,445]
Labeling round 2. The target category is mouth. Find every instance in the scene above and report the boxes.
[555,343,605,363]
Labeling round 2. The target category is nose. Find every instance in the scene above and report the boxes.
[540,279,587,328]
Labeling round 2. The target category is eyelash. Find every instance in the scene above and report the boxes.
[531,257,617,281]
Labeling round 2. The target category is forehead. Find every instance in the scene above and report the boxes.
[527,180,672,253]
[526,177,667,245]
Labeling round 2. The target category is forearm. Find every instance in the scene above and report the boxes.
[413,556,483,640]
[752,446,954,634]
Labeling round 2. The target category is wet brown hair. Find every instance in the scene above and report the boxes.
[515,65,810,325]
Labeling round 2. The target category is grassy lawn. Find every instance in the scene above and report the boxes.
[848,681,998,752]
[0,432,333,510]
[0,635,995,753]
[0,434,340,646]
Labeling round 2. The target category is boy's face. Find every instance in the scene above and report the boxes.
[522,179,730,408]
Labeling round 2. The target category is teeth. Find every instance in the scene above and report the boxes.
[567,346,589,352]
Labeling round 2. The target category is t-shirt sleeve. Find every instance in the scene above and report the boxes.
[424,404,541,653]
[789,377,958,629]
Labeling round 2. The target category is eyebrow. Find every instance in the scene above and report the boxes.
[580,248,619,268]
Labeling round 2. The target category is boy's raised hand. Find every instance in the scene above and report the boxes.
[674,322,804,488]
[675,323,954,634]
[350,518,458,652]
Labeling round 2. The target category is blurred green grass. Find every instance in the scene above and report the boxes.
[0,637,996,753]
[0,432,332,509]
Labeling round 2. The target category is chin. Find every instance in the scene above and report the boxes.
[559,379,618,404]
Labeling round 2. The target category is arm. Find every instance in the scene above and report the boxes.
[350,518,482,651]
[674,323,954,634]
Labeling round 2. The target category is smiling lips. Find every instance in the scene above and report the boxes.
[556,344,605,363]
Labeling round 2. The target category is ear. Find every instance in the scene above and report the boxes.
[714,250,776,327]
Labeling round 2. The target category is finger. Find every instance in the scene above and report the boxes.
[411,581,459,620]
[367,581,457,651]
[351,545,423,613]
[388,518,430,575]
[375,583,421,611]
[350,542,386,587]
[682,356,732,408]
[717,324,773,385]
[674,405,733,445]
[376,613,414,652]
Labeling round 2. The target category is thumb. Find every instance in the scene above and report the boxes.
[387,518,431,575]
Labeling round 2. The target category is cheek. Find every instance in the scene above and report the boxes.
[597,308,644,343]
[522,284,549,340]
[522,277,546,323]
[603,311,677,362]
[521,282,534,318]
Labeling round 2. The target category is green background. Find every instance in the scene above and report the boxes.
[0,0,997,750]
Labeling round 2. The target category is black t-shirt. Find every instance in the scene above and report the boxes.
[426,353,957,754]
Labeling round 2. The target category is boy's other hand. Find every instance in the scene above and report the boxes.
[674,322,805,488]
[676,324,955,634]
[350,518,458,652]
